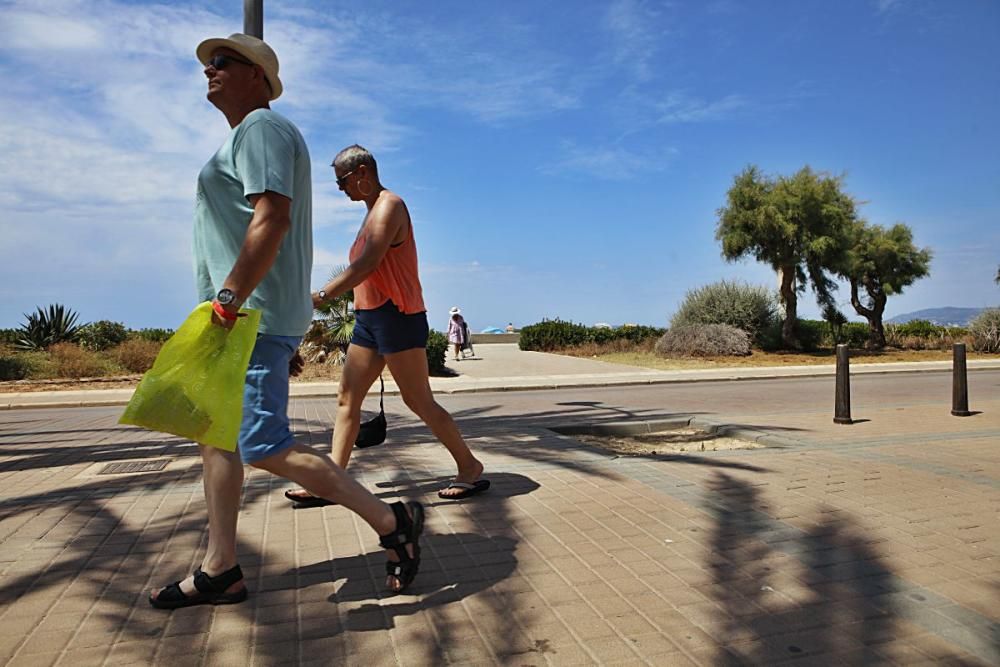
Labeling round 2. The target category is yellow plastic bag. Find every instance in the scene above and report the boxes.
[119,301,261,451]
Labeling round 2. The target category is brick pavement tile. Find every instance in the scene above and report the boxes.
[552,606,617,639]
[605,611,659,636]
[17,629,73,657]
[666,623,718,653]
[580,635,640,663]
[105,638,159,666]
[5,653,61,667]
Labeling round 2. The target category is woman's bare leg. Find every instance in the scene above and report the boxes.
[385,347,483,495]
[285,344,384,501]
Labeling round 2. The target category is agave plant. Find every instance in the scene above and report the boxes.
[16,304,86,350]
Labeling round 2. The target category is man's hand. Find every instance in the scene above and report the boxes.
[210,309,237,330]
[289,350,305,377]
[211,300,242,330]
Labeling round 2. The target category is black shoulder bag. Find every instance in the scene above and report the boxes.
[355,375,386,449]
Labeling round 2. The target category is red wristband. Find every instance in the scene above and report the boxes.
[212,300,240,321]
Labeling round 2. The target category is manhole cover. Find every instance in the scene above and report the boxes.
[99,459,171,475]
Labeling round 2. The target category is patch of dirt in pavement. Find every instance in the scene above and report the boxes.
[576,428,762,456]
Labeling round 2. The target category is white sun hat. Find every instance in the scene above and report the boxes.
[196,33,283,100]
[449,306,461,315]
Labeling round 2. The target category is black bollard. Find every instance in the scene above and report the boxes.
[834,344,852,424]
[951,343,972,417]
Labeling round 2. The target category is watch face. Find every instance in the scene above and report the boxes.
[217,288,235,305]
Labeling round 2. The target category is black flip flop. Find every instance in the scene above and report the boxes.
[284,489,338,508]
[437,479,491,500]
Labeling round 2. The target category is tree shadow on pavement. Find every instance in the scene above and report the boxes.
[703,471,991,665]
[0,416,539,667]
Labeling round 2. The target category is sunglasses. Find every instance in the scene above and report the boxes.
[335,169,357,187]
[207,54,256,70]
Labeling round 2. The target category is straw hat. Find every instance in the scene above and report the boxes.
[196,33,283,100]
[449,306,461,316]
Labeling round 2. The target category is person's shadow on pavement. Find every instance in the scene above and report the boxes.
[286,472,538,633]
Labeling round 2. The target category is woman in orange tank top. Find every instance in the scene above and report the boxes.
[284,145,490,505]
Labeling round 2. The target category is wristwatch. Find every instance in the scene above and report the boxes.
[317,290,328,302]
[216,288,239,307]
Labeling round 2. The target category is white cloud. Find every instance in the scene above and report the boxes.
[540,140,677,180]
[604,0,667,82]
[656,92,748,124]
[875,0,902,14]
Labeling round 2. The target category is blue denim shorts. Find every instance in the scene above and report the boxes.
[352,299,429,355]
[239,334,302,465]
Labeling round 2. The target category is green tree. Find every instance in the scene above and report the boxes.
[842,222,931,349]
[995,265,999,284]
[716,166,857,348]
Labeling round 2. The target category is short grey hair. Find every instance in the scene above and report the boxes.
[332,144,378,175]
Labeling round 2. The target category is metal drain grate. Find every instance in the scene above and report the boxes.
[99,459,170,475]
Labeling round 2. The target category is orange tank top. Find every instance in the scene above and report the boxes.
[349,217,426,314]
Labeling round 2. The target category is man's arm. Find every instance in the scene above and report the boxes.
[214,190,291,327]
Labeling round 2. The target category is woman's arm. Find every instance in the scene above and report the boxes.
[315,194,406,303]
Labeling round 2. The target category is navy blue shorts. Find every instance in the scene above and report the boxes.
[352,299,429,355]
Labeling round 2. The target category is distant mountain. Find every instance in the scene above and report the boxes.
[886,307,987,327]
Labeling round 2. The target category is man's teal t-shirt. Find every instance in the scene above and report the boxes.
[193,108,313,337]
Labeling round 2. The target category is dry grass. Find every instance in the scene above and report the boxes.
[585,347,991,371]
[291,363,343,383]
[113,339,161,373]
[49,343,110,379]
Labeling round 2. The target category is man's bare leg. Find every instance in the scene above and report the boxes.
[253,444,418,591]
[150,444,246,600]
[284,344,383,503]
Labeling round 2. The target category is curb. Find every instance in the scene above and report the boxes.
[3,361,999,410]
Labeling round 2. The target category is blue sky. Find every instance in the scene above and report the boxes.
[1,0,998,332]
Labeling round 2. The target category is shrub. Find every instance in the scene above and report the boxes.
[893,319,938,338]
[838,322,870,348]
[131,328,175,343]
[795,319,828,352]
[78,320,129,351]
[16,304,85,350]
[0,329,19,346]
[48,343,108,378]
[426,329,448,375]
[114,339,162,373]
[884,323,965,350]
[670,281,778,345]
[519,320,665,352]
[968,308,1000,353]
[0,352,31,381]
[519,319,591,351]
[654,324,752,357]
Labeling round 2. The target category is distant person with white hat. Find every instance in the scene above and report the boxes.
[148,34,425,609]
[447,306,467,360]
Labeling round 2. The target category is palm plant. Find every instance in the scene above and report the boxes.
[16,304,86,350]
[302,266,355,365]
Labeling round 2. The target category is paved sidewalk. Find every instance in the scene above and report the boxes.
[0,349,997,666]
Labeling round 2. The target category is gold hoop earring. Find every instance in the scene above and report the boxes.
[358,179,373,197]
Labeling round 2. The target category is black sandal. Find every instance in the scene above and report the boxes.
[284,489,338,508]
[379,501,424,594]
[149,564,248,609]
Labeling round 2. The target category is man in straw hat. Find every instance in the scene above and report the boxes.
[149,33,425,608]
